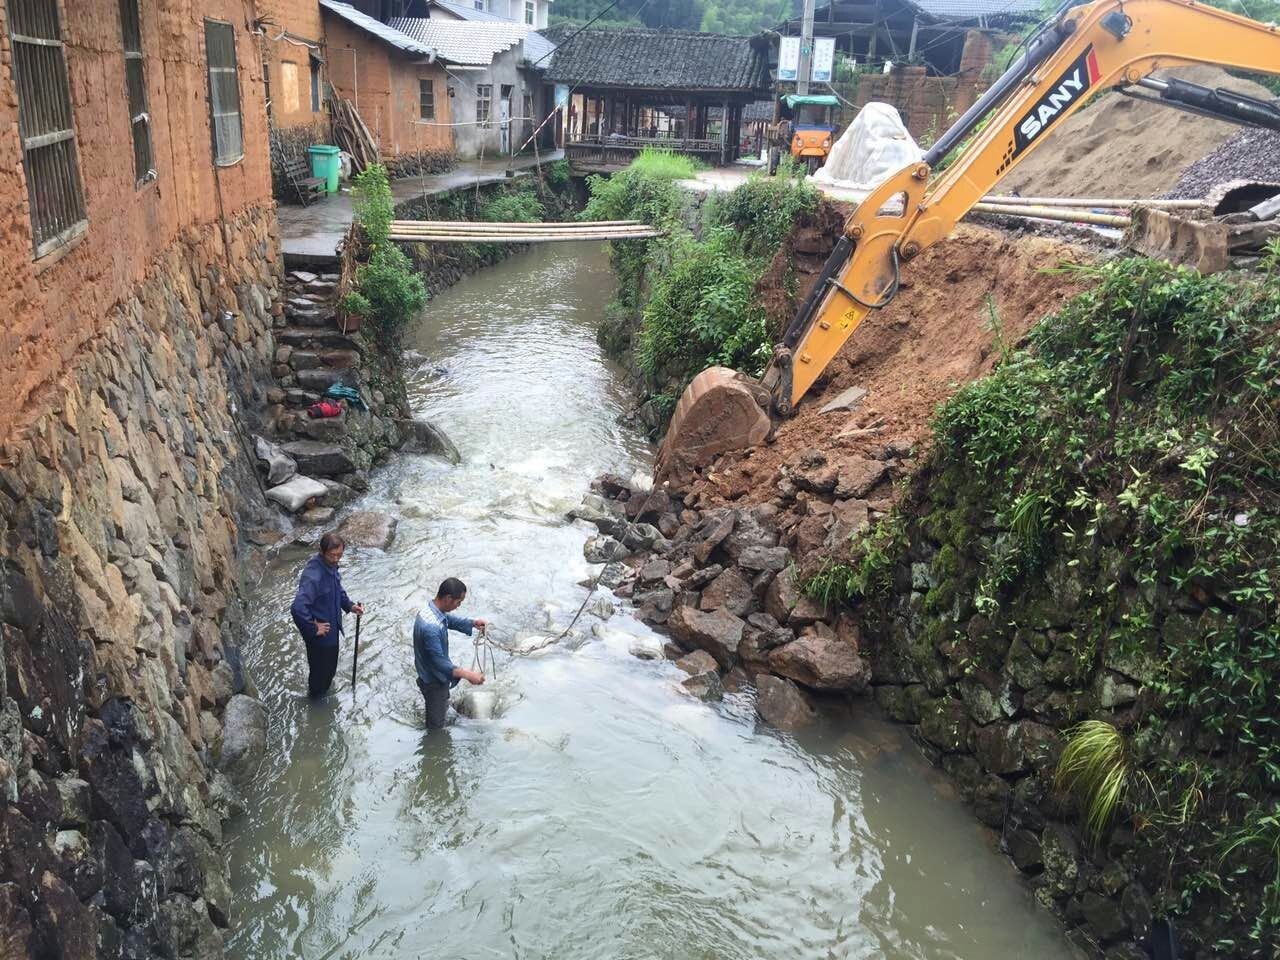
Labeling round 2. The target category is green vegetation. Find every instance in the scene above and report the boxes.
[350,165,428,352]
[806,247,1280,952]
[552,0,794,34]
[626,147,706,181]
[1056,720,1131,847]
[480,181,545,223]
[583,158,818,429]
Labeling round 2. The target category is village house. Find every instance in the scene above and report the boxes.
[545,28,772,170]
[319,0,455,169]
[390,16,556,156]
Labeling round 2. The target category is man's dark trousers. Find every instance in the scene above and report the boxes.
[306,640,339,697]
[417,678,450,729]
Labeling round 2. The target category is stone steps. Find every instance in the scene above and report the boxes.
[276,326,361,351]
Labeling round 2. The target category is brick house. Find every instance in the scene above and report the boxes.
[320,0,454,168]
[255,0,331,194]
[0,0,273,432]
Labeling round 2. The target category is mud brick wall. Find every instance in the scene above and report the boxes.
[323,14,454,159]
[0,0,272,441]
[0,203,280,960]
[256,0,328,131]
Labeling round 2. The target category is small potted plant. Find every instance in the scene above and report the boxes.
[338,290,370,335]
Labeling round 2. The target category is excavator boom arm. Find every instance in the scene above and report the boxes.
[781,0,1280,411]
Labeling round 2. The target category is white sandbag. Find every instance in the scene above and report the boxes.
[265,475,328,513]
[811,102,922,192]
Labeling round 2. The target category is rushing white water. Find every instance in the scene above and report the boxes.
[227,242,1077,960]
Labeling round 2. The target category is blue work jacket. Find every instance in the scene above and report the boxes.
[413,602,475,688]
[290,555,353,647]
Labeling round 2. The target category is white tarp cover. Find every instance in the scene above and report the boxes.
[811,102,922,192]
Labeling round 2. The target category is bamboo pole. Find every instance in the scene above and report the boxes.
[971,202,1131,227]
[387,233,661,243]
[389,219,647,229]
[980,196,1205,210]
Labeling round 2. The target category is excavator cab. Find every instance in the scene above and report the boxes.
[657,0,1280,486]
[784,94,840,174]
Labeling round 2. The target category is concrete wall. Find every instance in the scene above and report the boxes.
[257,0,328,132]
[449,46,547,159]
[0,0,273,442]
[324,16,453,158]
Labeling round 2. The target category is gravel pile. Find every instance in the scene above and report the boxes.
[1162,127,1280,198]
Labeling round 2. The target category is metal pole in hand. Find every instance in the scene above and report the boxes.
[351,612,362,690]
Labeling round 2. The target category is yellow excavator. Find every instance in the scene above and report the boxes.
[657,0,1280,482]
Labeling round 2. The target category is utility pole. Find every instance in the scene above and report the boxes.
[796,0,816,95]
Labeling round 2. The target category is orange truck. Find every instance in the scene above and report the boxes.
[785,94,840,173]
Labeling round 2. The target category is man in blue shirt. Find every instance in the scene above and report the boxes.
[291,533,364,697]
[413,577,487,728]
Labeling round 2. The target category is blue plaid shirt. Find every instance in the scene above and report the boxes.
[413,601,475,687]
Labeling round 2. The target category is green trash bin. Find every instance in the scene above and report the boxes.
[308,144,341,194]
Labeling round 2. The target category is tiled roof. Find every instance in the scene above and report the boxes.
[390,17,551,66]
[743,99,775,122]
[319,1,435,57]
[523,31,555,66]
[544,28,769,92]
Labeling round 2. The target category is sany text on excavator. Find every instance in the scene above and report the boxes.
[656,0,1280,484]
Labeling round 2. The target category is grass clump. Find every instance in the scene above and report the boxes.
[1056,720,1130,847]
[480,182,544,223]
[626,147,706,181]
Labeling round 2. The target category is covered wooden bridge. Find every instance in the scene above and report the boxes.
[543,27,773,170]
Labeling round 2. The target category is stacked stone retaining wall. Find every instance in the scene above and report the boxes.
[0,205,279,959]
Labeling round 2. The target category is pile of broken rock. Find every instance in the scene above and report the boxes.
[570,452,910,731]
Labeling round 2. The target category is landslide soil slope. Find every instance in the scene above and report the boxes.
[688,219,1091,507]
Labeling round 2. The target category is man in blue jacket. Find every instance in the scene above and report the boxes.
[414,577,487,729]
[291,533,364,697]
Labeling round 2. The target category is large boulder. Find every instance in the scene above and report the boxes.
[755,675,815,731]
[834,457,889,498]
[253,436,297,486]
[768,636,870,692]
[396,418,461,464]
[764,572,830,627]
[280,440,356,478]
[218,695,267,780]
[667,606,745,668]
[264,475,328,513]
[337,511,398,550]
[698,568,755,617]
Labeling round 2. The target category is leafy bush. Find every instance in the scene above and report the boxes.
[350,164,427,352]
[711,168,819,257]
[581,166,689,228]
[545,158,572,190]
[481,184,545,223]
[636,231,771,384]
[338,290,371,316]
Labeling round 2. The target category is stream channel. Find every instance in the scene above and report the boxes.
[227,242,1077,959]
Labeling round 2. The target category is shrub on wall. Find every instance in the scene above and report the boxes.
[350,164,427,352]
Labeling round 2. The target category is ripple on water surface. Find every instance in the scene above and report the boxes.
[228,243,1076,960]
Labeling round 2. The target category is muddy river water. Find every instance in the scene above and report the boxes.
[227,243,1076,959]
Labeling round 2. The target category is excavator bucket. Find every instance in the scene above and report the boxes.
[655,366,773,487]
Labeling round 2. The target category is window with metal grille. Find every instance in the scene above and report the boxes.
[524,0,534,24]
[419,79,435,120]
[204,20,243,165]
[9,0,88,258]
[118,0,154,185]
[476,84,492,125]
